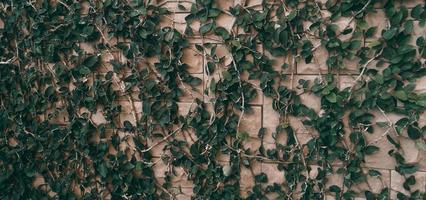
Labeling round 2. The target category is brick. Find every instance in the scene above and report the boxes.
[80,42,96,54]
[174,13,201,35]
[394,0,425,8]
[216,0,234,10]
[216,14,236,33]
[181,44,204,74]
[174,187,194,200]
[333,16,356,42]
[262,97,281,143]
[178,74,204,102]
[240,159,262,195]
[156,0,195,12]
[325,166,344,189]
[215,44,233,66]
[241,74,264,105]
[47,101,69,125]
[415,76,426,93]
[242,138,262,154]
[293,75,323,112]
[400,137,420,164]
[261,163,285,184]
[80,1,90,16]
[350,168,391,197]
[263,48,294,74]
[365,9,387,41]
[118,100,142,126]
[159,14,174,29]
[174,103,198,146]
[357,111,404,169]
[391,170,426,199]
[416,150,426,171]
[78,106,107,125]
[240,105,262,137]
[339,75,356,89]
[235,0,263,10]
[297,46,328,74]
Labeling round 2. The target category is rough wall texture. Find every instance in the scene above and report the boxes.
[137,1,426,199]
[1,0,426,199]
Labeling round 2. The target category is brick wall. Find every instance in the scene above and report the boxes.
[30,0,426,199]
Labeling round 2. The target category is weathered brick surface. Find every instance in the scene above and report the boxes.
[73,0,426,198]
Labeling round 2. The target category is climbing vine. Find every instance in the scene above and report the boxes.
[1,0,426,199]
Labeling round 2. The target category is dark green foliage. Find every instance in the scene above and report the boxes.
[1,0,426,199]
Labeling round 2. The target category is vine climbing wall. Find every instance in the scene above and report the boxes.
[1,0,426,199]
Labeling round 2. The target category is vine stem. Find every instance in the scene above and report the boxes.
[141,124,185,153]
[367,107,398,146]
[338,0,372,37]
[229,51,245,132]
[348,48,383,96]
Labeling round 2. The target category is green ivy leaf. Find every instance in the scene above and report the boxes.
[392,90,408,101]
[364,145,380,155]
[326,93,337,103]
[79,66,91,75]
[200,22,214,35]
[382,28,398,40]
[408,125,422,140]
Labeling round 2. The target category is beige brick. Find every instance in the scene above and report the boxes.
[153,158,194,187]
[181,44,204,74]
[216,14,236,32]
[400,137,420,164]
[174,13,201,35]
[297,46,329,74]
[263,48,294,74]
[215,44,233,66]
[240,188,252,198]
[119,101,142,126]
[333,16,356,42]
[233,0,263,10]
[365,9,387,41]
[416,150,426,171]
[174,187,194,200]
[178,74,204,102]
[262,97,281,143]
[240,160,262,195]
[78,106,107,125]
[47,101,69,125]
[216,0,234,10]
[79,1,90,16]
[238,72,264,105]
[341,57,361,74]
[80,42,96,54]
[339,75,356,89]
[358,111,404,169]
[395,0,425,8]
[350,168,391,197]
[391,170,426,199]
[242,138,262,154]
[325,167,344,189]
[240,106,262,137]
[261,163,285,184]
[415,76,426,93]
[174,103,198,147]
[159,14,174,29]
[99,51,115,73]
[156,0,195,12]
